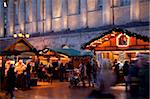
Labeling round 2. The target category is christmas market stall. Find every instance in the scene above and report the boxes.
[81,28,149,63]
[0,38,38,90]
[81,28,149,83]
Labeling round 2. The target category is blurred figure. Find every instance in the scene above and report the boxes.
[114,62,120,84]
[123,61,129,91]
[96,59,115,93]
[79,61,87,87]
[88,59,115,99]
[86,61,92,87]
[137,54,149,99]
[6,64,15,99]
[128,60,139,98]
[37,63,44,81]
[91,58,98,87]
[46,62,53,83]
[69,68,80,88]
[59,63,65,82]
[26,61,31,89]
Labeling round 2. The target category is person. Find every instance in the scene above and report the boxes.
[88,59,115,99]
[86,61,92,87]
[15,60,27,90]
[37,62,44,81]
[79,61,87,87]
[5,60,11,77]
[123,61,129,91]
[6,64,15,99]
[128,60,140,98]
[137,54,149,98]
[114,62,120,84]
[26,61,31,89]
[91,58,98,87]
[46,62,53,83]
[59,63,65,82]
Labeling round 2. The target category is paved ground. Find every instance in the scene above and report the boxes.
[5,81,128,99]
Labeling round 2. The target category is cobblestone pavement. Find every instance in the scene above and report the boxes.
[10,81,128,99]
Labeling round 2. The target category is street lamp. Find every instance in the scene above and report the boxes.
[13,32,30,39]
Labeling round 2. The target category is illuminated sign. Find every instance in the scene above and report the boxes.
[116,34,130,47]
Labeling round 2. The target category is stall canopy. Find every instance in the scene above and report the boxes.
[81,28,149,51]
[40,47,94,57]
[40,48,81,57]
[80,50,94,57]
[0,38,37,56]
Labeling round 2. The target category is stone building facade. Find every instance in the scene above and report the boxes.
[0,0,149,50]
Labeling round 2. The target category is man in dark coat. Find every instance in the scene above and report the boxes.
[123,61,129,91]
[6,64,16,98]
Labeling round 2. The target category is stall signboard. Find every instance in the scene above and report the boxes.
[116,34,130,47]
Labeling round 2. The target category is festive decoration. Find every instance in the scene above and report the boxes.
[116,34,130,47]
[81,28,149,49]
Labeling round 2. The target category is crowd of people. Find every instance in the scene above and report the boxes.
[4,53,149,99]
[5,60,31,98]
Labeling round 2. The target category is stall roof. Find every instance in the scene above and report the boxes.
[0,38,37,55]
[81,28,150,49]
[41,48,80,57]
[40,48,94,57]
[53,48,81,57]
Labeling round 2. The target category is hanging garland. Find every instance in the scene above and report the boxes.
[81,28,149,49]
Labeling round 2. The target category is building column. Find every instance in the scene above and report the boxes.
[102,0,112,25]
[32,0,37,33]
[45,0,52,32]
[61,0,68,30]
[0,0,4,37]
[18,0,23,32]
[80,0,88,28]
[130,0,140,21]
[7,0,15,36]
[28,0,33,33]
[40,0,45,33]
[37,0,42,33]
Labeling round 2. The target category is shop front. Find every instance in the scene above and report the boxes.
[81,28,149,63]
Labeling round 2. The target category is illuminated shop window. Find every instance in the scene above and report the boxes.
[67,0,80,15]
[52,0,62,18]
[120,0,130,6]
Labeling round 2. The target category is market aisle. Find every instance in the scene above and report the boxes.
[12,81,128,99]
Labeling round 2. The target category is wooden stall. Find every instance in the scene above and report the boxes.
[81,28,149,62]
